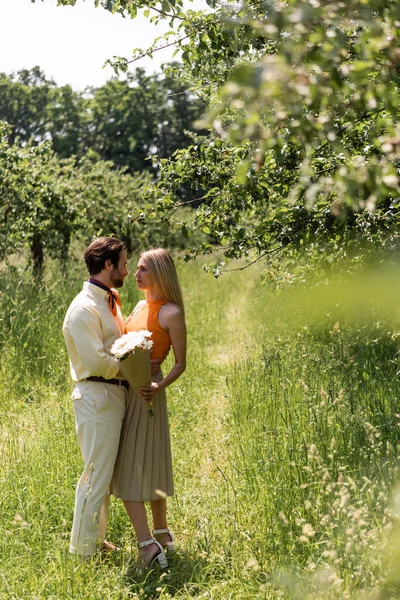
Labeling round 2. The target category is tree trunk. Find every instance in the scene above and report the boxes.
[31,233,44,277]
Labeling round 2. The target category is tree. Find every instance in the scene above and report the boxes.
[0,68,90,157]
[0,121,80,274]
[0,119,195,274]
[47,0,400,274]
[0,66,206,173]
[87,68,206,172]
[0,67,54,145]
[47,83,90,158]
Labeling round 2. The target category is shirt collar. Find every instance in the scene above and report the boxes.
[83,280,108,300]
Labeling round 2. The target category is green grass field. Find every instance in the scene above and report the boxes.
[1,258,400,599]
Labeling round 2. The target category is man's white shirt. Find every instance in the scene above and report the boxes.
[63,281,125,382]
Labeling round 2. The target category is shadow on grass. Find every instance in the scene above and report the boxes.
[123,549,212,598]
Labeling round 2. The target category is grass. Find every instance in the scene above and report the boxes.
[1,257,400,599]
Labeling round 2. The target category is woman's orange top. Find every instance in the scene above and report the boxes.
[125,299,171,360]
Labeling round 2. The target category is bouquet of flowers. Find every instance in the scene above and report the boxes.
[111,330,154,416]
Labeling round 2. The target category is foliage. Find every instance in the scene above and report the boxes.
[0,66,206,173]
[0,67,87,155]
[49,0,400,273]
[0,121,80,273]
[87,68,207,173]
[0,121,194,273]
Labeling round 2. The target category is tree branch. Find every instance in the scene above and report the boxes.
[315,107,387,156]
[222,245,286,272]
[126,35,191,66]
[150,6,185,20]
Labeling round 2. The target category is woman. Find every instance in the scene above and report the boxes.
[112,248,186,570]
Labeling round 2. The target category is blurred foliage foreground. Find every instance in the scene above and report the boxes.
[1,258,400,599]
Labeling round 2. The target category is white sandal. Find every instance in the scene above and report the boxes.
[137,537,168,570]
[152,528,177,554]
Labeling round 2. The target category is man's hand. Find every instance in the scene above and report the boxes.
[150,359,162,376]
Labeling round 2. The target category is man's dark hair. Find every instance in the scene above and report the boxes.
[84,237,126,275]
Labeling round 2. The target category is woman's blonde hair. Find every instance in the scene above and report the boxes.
[141,248,184,314]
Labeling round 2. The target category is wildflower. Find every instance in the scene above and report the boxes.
[329,321,341,335]
[302,523,315,537]
[279,511,289,525]
[322,471,331,484]
[322,549,337,560]
[299,535,309,543]
[358,519,367,527]
[309,444,317,456]
[11,513,28,527]
[340,492,350,508]
[298,379,309,392]
[12,513,23,522]
[245,557,260,572]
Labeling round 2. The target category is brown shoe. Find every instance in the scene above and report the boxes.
[100,540,121,554]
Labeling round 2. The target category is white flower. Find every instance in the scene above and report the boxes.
[111,330,153,360]
[142,340,154,351]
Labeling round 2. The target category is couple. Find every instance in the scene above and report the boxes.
[62,236,186,569]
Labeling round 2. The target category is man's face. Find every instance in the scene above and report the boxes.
[110,249,128,288]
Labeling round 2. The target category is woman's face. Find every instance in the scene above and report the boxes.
[135,257,153,290]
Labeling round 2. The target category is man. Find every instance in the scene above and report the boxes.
[63,236,129,558]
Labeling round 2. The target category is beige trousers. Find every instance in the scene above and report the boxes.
[69,381,126,557]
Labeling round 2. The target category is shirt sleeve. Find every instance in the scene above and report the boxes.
[67,304,120,379]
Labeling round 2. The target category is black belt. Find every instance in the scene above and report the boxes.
[85,376,128,389]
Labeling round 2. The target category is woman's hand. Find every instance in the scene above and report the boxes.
[139,382,159,401]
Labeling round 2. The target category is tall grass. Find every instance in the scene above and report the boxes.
[1,258,400,599]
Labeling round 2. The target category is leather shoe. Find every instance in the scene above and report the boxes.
[100,540,121,554]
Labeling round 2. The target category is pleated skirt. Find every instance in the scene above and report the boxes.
[112,371,174,502]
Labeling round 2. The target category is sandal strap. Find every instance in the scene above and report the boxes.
[152,528,169,534]
[138,537,157,549]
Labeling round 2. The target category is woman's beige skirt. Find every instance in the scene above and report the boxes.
[112,371,174,502]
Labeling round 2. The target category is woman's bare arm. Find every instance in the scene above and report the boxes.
[139,305,186,400]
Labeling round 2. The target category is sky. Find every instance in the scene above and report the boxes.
[0,0,184,90]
